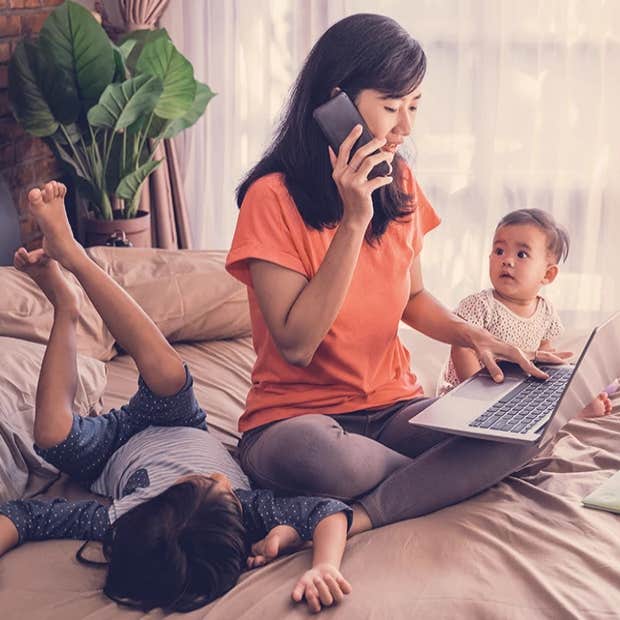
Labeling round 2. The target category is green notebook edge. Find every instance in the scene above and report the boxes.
[582,470,620,515]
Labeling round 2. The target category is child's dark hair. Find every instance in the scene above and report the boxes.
[76,478,247,612]
[496,208,570,263]
[236,13,426,242]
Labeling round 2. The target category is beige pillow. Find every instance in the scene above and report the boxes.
[87,247,251,343]
[0,266,116,362]
[0,337,107,502]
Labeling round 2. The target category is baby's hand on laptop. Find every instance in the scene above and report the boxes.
[531,349,573,365]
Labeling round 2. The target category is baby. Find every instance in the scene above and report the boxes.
[438,208,616,417]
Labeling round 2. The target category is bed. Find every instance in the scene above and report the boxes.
[0,247,618,620]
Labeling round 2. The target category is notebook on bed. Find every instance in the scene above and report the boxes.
[582,471,620,515]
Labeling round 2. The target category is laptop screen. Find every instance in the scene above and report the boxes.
[540,312,620,445]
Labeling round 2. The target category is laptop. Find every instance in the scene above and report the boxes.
[409,312,620,445]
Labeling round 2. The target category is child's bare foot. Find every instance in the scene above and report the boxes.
[577,392,612,419]
[13,247,79,316]
[27,181,85,269]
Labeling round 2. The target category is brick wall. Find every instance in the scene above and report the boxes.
[0,0,64,248]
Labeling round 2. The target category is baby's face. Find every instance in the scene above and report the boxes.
[490,224,555,301]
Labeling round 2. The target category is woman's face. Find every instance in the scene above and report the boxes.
[354,86,422,159]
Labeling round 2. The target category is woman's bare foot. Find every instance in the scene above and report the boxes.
[27,181,85,269]
[577,392,612,419]
[13,247,79,316]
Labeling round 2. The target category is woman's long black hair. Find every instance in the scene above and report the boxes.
[236,13,426,241]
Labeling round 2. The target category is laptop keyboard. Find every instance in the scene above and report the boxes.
[469,366,574,434]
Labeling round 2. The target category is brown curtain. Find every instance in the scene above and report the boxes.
[119,0,192,249]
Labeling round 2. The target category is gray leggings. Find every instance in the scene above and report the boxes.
[238,398,542,528]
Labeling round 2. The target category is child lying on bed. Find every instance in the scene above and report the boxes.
[437,208,617,412]
[0,182,368,614]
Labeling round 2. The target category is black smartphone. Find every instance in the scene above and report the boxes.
[313,91,391,178]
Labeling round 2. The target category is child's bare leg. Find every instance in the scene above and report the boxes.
[27,182,185,397]
[577,391,612,419]
[13,248,79,448]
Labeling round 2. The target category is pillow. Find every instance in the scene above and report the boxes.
[0,337,107,502]
[0,266,116,362]
[86,247,251,343]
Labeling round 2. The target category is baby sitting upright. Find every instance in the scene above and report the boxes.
[438,208,615,417]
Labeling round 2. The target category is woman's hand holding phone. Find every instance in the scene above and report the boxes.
[328,125,393,229]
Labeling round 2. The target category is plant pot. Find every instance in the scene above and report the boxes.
[82,210,152,248]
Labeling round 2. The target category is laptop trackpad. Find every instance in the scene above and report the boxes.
[455,375,520,400]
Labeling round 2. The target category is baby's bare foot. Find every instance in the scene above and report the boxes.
[577,392,612,419]
[27,181,85,269]
[13,247,79,315]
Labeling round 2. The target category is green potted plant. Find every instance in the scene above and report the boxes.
[8,0,214,246]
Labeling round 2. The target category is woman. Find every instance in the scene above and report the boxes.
[226,13,565,530]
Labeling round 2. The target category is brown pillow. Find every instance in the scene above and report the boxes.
[0,266,116,362]
[86,247,251,343]
[0,337,107,502]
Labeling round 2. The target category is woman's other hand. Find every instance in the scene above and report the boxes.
[328,125,393,229]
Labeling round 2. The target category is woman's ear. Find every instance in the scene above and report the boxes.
[542,264,559,285]
[330,86,341,98]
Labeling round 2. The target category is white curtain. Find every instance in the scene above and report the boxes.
[162,0,620,327]
[161,0,344,249]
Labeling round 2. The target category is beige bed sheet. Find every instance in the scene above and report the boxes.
[1,337,619,619]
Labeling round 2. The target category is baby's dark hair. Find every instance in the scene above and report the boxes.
[496,208,570,263]
[77,478,247,612]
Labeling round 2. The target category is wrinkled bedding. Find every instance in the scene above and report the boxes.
[1,334,619,619]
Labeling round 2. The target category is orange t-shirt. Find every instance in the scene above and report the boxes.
[226,166,441,432]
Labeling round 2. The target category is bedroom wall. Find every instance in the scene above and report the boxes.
[0,0,64,264]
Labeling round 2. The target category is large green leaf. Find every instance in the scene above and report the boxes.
[87,75,163,132]
[38,0,115,105]
[104,131,149,193]
[149,82,215,139]
[116,158,163,200]
[136,35,196,119]
[120,29,170,74]
[115,39,138,82]
[8,40,58,137]
[116,158,163,217]
[118,38,138,59]
[112,46,128,82]
[36,51,80,125]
